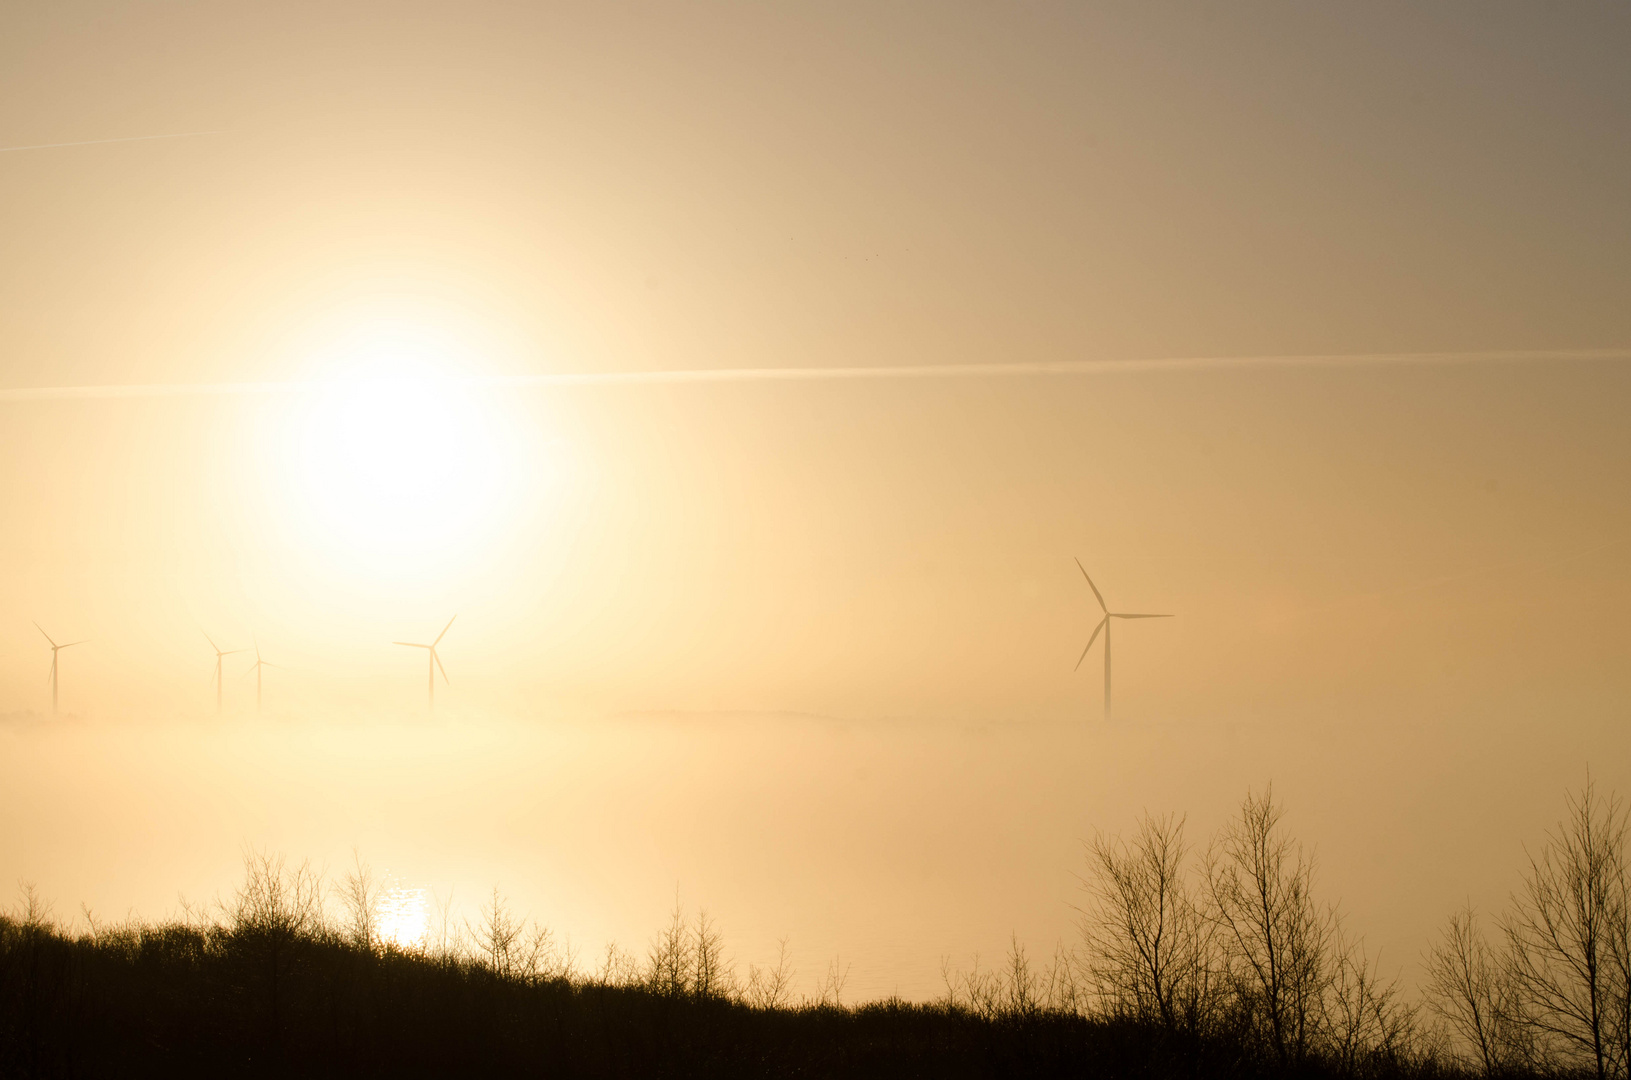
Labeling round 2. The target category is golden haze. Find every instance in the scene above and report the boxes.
[1,2,1629,1001]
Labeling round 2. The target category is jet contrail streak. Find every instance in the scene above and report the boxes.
[1,348,1627,402]
[0,130,225,154]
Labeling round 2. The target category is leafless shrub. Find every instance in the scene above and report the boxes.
[691,909,733,999]
[1040,941,1089,1016]
[424,887,461,965]
[816,954,851,1009]
[594,940,641,987]
[941,953,1004,1018]
[175,893,214,934]
[1322,928,1416,1075]
[230,851,323,942]
[332,850,383,953]
[1426,905,1530,1076]
[542,929,579,981]
[743,936,796,1009]
[940,939,1086,1020]
[515,922,574,982]
[1004,935,1042,1019]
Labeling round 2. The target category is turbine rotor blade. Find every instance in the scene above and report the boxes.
[434,650,449,683]
[1074,559,1108,613]
[35,622,57,647]
[1109,613,1173,619]
[434,615,457,646]
[1075,618,1107,670]
[60,640,87,649]
[203,631,220,653]
[393,641,431,649]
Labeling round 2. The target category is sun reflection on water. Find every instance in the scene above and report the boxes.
[377,884,428,948]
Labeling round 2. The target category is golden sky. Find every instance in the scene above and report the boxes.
[1,1,1629,999]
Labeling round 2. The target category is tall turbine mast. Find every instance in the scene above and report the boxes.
[245,641,282,712]
[1073,559,1172,721]
[394,616,455,709]
[204,633,247,714]
[35,622,86,716]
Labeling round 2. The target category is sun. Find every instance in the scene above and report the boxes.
[281,318,521,578]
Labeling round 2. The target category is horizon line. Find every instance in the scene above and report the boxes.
[2,347,1629,402]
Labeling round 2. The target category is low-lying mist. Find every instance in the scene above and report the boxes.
[0,705,1619,1002]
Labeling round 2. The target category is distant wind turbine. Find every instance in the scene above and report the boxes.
[35,622,86,716]
[244,641,283,712]
[1073,559,1172,720]
[394,616,455,709]
[204,633,247,714]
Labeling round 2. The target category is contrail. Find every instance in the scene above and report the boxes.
[1,348,1628,402]
[0,130,224,154]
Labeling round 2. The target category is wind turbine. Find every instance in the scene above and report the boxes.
[244,641,283,712]
[204,633,247,714]
[35,622,86,716]
[1074,559,1172,720]
[394,616,455,709]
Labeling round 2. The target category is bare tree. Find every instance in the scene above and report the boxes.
[1502,778,1630,1080]
[1003,934,1045,1019]
[1205,786,1332,1066]
[1426,905,1529,1076]
[691,909,733,999]
[228,851,324,1047]
[470,887,525,978]
[15,882,51,931]
[647,893,693,998]
[1610,864,1631,1080]
[1083,812,1214,1031]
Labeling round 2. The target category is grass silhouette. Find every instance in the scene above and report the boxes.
[4,781,1626,1078]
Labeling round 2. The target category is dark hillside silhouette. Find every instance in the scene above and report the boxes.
[3,781,1625,1079]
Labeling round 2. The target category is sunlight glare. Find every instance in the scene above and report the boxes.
[287,316,522,578]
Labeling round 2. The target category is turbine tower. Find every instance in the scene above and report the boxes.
[1074,559,1172,720]
[394,616,455,709]
[204,633,247,714]
[35,622,86,716]
[245,641,282,712]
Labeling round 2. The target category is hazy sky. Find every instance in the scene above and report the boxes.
[2,2,1629,999]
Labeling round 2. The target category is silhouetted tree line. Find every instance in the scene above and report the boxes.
[1,780,1626,1078]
